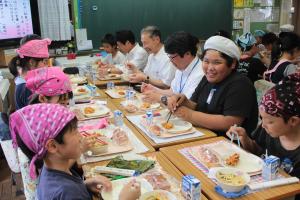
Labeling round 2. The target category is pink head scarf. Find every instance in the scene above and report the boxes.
[25,67,72,96]
[9,103,76,179]
[16,38,51,58]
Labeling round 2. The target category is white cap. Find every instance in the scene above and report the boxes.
[204,36,241,60]
[280,24,294,32]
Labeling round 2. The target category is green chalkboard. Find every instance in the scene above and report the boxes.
[79,0,233,47]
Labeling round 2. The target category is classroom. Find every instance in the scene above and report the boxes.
[0,0,300,199]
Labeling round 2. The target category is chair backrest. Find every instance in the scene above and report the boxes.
[63,67,79,74]
[0,140,20,173]
[254,79,275,104]
[17,148,37,200]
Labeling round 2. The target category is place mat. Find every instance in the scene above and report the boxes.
[179,147,285,191]
[79,124,149,164]
[126,115,204,144]
[84,155,183,199]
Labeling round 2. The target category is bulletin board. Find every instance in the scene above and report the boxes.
[232,0,281,40]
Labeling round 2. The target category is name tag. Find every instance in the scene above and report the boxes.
[206,88,216,104]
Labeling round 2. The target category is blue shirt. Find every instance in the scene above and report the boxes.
[37,167,92,200]
[14,76,32,110]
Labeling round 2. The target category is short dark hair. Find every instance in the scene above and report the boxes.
[164,31,199,57]
[29,91,73,105]
[20,34,41,46]
[115,30,135,45]
[101,33,117,47]
[141,26,161,40]
[214,30,231,39]
[262,32,278,46]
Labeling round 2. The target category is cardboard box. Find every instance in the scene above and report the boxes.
[0,49,17,66]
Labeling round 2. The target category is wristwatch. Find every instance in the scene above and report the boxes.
[161,95,168,106]
[144,75,150,84]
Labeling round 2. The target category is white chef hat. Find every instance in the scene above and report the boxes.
[204,36,241,60]
[280,24,294,32]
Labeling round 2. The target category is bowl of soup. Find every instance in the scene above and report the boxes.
[215,167,250,193]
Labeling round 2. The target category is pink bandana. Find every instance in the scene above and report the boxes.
[260,73,300,118]
[16,38,51,58]
[9,103,76,179]
[25,67,72,96]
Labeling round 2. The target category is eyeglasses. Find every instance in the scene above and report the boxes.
[167,54,178,60]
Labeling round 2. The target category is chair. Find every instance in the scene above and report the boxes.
[63,67,79,74]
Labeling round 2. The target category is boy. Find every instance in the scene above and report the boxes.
[10,104,141,200]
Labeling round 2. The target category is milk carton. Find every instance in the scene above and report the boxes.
[182,175,201,200]
[262,155,280,181]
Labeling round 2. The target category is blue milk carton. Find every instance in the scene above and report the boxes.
[262,155,280,181]
[182,175,201,200]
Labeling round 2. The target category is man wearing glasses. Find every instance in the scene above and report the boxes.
[142,31,204,105]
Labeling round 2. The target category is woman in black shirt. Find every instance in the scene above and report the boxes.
[167,36,258,136]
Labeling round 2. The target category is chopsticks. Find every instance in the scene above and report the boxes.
[166,111,172,123]
[230,124,240,147]
[80,131,107,145]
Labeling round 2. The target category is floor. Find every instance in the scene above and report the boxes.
[0,157,25,200]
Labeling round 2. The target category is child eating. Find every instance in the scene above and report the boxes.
[10,103,141,200]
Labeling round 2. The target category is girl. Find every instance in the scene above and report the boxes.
[264,32,300,83]
[8,38,51,109]
[25,67,73,106]
[10,104,141,200]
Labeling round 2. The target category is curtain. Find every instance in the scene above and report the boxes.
[37,0,71,41]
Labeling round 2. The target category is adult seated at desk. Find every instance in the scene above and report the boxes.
[167,36,258,137]
[128,26,176,89]
[226,73,300,200]
[101,33,125,65]
[141,31,204,103]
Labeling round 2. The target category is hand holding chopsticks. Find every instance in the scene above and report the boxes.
[225,124,250,148]
[166,111,172,123]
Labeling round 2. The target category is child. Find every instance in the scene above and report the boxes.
[101,33,126,65]
[264,32,300,83]
[9,104,141,200]
[8,38,51,109]
[227,73,300,187]
[236,32,267,83]
[25,67,73,106]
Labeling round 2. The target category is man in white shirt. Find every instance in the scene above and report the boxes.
[129,26,176,89]
[142,31,204,104]
[115,30,148,70]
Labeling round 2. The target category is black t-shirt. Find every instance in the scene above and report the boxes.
[191,72,258,136]
[237,57,267,83]
[252,125,300,179]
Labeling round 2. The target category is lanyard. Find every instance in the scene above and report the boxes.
[206,88,217,104]
[178,58,200,93]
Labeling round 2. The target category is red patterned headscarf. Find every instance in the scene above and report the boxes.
[260,73,300,119]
